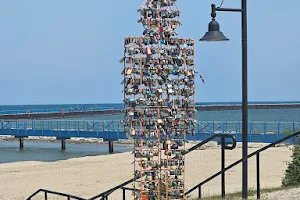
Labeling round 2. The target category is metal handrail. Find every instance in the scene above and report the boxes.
[88,178,135,200]
[24,131,300,200]
[185,131,300,199]
[2,120,300,136]
[89,134,236,200]
[26,189,86,200]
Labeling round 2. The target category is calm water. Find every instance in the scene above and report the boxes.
[66,108,300,122]
[1,101,300,112]
[0,140,132,164]
[1,102,300,121]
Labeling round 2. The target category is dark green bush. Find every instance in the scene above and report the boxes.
[282,145,300,186]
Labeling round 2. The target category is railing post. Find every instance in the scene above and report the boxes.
[68,121,70,136]
[8,121,11,134]
[221,137,225,199]
[25,121,27,135]
[123,188,126,200]
[41,120,44,135]
[198,185,202,199]
[32,120,35,134]
[50,121,53,135]
[16,121,19,134]
[256,152,260,199]
[59,120,61,135]
[77,121,80,135]
[263,122,266,141]
[222,122,225,134]
[44,191,48,200]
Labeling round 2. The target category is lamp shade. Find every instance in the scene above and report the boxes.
[200,19,229,41]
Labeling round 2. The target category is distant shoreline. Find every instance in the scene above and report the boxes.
[195,103,300,111]
[1,103,300,120]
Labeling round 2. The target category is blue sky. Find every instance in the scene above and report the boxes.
[0,0,299,105]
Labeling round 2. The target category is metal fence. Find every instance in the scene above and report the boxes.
[1,120,300,135]
[1,120,122,132]
[195,121,300,135]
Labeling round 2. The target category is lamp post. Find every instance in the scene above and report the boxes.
[199,1,248,199]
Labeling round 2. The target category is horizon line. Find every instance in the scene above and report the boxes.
[0,100,300,107]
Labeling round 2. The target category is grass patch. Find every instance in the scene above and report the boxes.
[187,185,300,200]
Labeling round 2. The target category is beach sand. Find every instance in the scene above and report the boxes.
[0,143,294,200]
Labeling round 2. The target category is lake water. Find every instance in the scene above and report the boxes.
[0,140,132,164]
[65,108,300,122]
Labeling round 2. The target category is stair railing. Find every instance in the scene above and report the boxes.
[89,134,236,200]
[26,189,86,200]
[185,131,300,199]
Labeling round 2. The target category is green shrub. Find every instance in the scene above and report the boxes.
[282,145,300,186]
[281,127,300,135]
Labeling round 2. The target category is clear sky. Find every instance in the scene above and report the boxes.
[0,0,299,105]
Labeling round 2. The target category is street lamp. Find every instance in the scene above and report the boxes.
[199,1,248,199]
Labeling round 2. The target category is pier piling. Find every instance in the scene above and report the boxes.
[14,136,27,150]
[108,141,114,154]
[56,137,69,150]
[19,138,24,149]
[61,139,66,151]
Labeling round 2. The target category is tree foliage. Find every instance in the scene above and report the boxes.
[282,145,300,186]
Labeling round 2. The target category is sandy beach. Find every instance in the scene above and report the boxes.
[0,142,294,200]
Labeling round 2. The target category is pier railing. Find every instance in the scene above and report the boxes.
[1,120,300,139]
[26,131,300,200]
[85,131,300,200]
[185,131,300,199]
[0,120,123,132]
